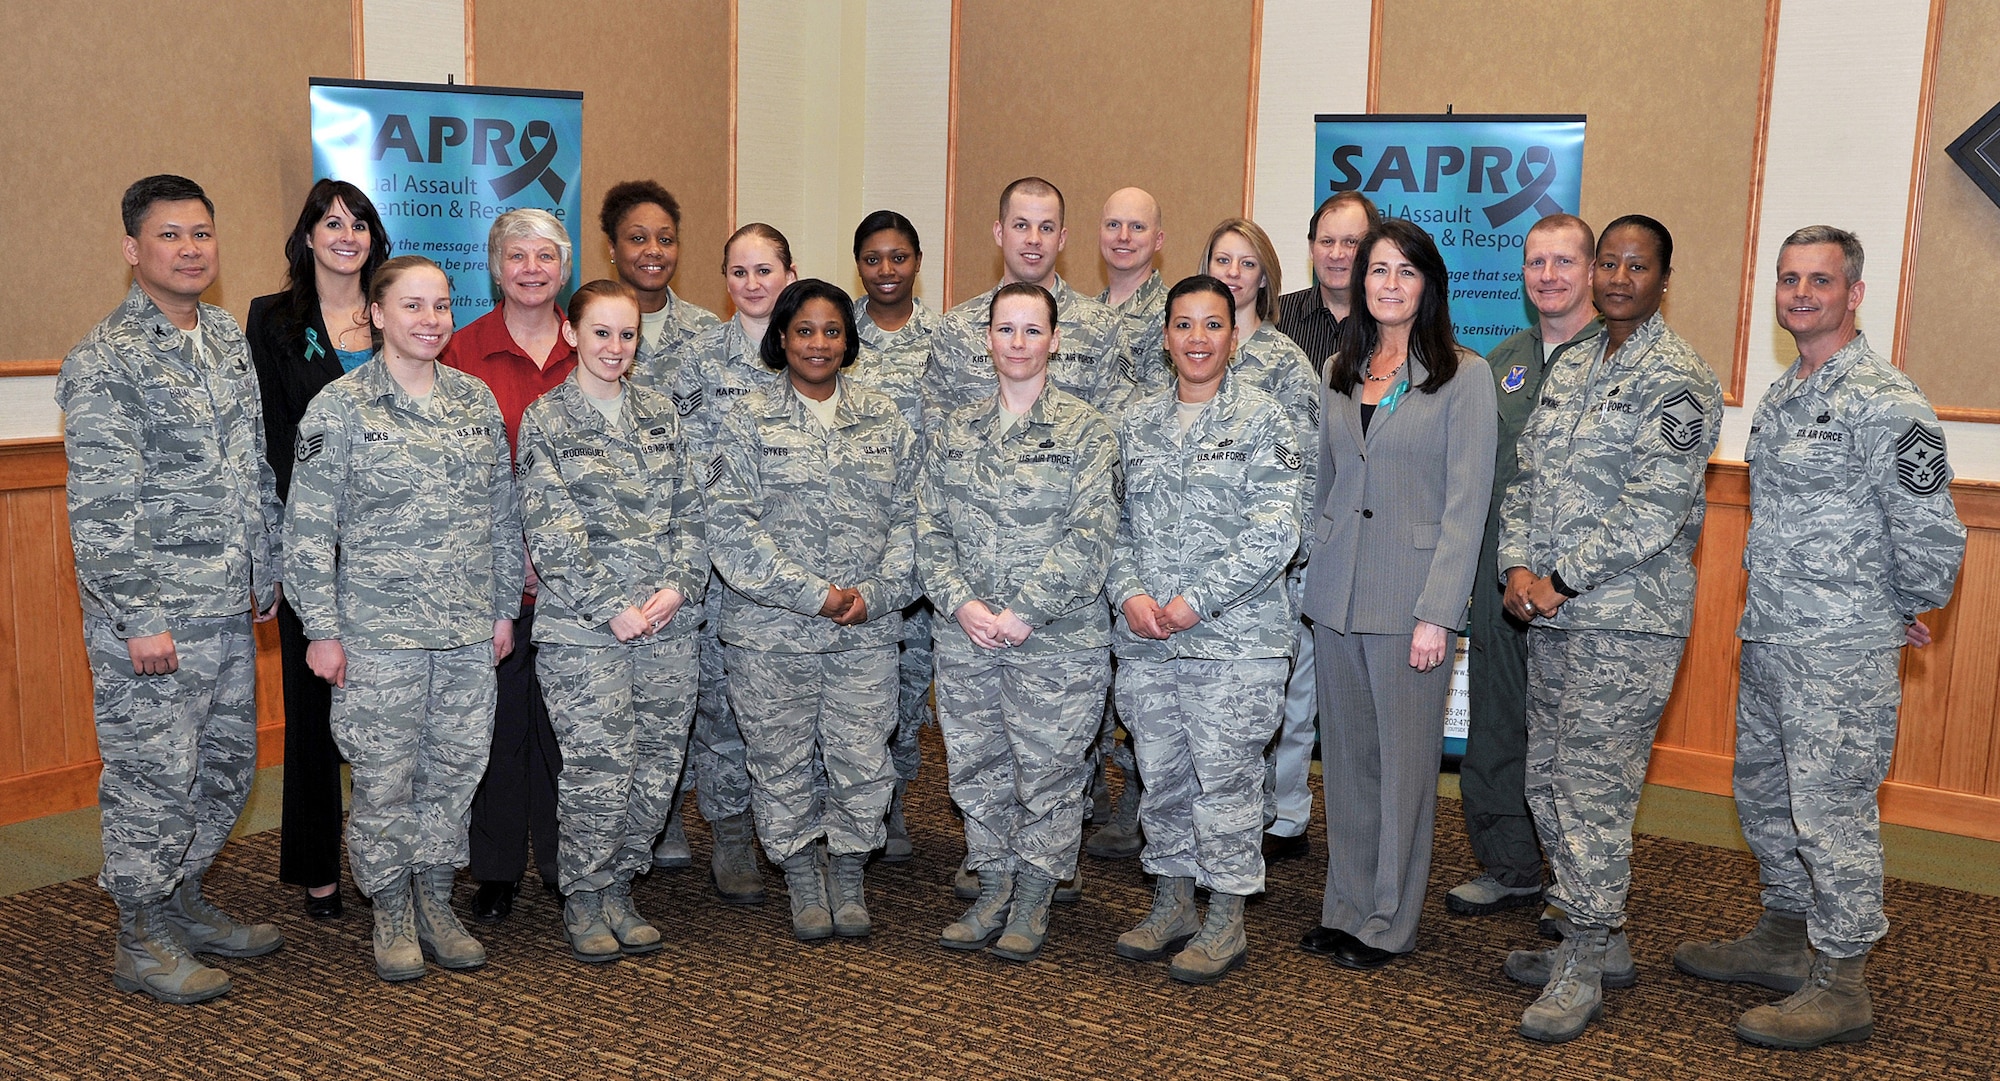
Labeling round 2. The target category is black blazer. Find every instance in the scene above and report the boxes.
[247,292,350,501]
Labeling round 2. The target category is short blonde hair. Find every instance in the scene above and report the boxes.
[487,208,573,285]
[1200,218,1283,323]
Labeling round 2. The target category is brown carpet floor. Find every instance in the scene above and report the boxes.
[1,744,1996,1080]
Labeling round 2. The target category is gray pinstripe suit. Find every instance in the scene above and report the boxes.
[1302,348,1496,953]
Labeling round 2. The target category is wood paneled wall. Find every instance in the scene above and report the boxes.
[5,440,1997,840]
[1647,464,2000,841]
[0,441,285,828]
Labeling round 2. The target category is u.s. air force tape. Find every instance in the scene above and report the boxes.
[1894,420,1950,495]
[1658,389,1706,453]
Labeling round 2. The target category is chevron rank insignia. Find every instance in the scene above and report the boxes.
[1274,444,1302,470]
[1658,389,1706,453]
[295,431,324,463]
[1894,420,1950,495]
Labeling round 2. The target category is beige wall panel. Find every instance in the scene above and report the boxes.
[0,1,354,362]
[474,0,734,315]
[1900,0,2000,416]
[1374,0,1770,387]
[948,0,1254,306]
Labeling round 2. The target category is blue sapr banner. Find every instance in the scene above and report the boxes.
[310,78,583,318]
[1315,115,1585,356]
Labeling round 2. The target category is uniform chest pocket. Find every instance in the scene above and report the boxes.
[1772,430,1851,479]
[1012,456,1074,513]
[760,437,820,487]
[844,440,899,489]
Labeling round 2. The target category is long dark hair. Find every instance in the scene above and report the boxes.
[279,179,392,329]
[1329,219,1460,395]
[760,279,861,370]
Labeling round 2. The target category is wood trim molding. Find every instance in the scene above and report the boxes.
[0,359,60,378]
[1242,0,1264,218]
[727,0,739,232]
[0,721,286,829]
[0,439,66,492]
[351,0,365,78]
[943,0,962,306]
[1725,0,1783,408]
[1937,405,2000,424]
[1892,0,1948,377]
[463,0,476,83]
[1364,0,1383,113]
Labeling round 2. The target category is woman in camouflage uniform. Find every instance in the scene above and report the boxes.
[1109,276,1305,984]
[916,282,1119,962]
[704,279,920,942]
[516,280,707,962]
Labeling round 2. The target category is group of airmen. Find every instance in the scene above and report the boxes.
[59,165,1963,1056]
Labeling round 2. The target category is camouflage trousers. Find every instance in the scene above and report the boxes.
[540,633,698,894]
[331,642,497,897]
[86,615,258,905]
[688,586,750,823]
[1525,627,1685,929]
[891,601,935,783]
[1117,656,1288,896]
[1735,642,1901,957]
[724,644,898,863]
[935,648,1110,881]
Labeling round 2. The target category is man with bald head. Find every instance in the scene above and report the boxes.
[1097,187,1169,394]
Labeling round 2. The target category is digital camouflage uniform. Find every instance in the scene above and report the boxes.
[920,275,1133,437]
[1101,270,1169,395]
[705,375,920,863]
[517,376,709,894]
[1110,374,1304,896]
[57,284,283,906]
[284,358,525,896]
[671,318,781,824]
[1463,318,1605,889]
[1736,332,1963,956]
[854,296,942,785]
[1498,313,1721,930]
[916,385,1118,882]
[627,287,720,393]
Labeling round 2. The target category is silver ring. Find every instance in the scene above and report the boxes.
[1524,601,1537,614]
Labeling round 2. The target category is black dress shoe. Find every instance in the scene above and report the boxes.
[1262,831,1309,862]
[1299,925,1355,956]
[303,887,344,920]
[472,880,518,924]
[1331,935,1399,971]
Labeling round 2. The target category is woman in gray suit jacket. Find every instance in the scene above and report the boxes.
[1298,219,1497,968]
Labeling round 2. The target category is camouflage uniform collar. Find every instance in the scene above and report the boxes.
[1606,312,1668,367]
[970,275,1080,321]
[972,381,1062,433]
[551,373,634,431]
[853,294,936,342]
[1098,270,1164,313]
[120,281,208,354]
[769,373,861,428]
[1532,315,1606,350]
[1147,367,1240,429]
[357,354,445,411]
[1787,331,1872,393]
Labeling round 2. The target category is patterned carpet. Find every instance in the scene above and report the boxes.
[2,748,1996,1080]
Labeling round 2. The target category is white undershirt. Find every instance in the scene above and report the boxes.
[995,404,1026,440]
[1173,398,1208,442]
[586,388,625,426]
[640,306,672,352]
[801,386,841,431]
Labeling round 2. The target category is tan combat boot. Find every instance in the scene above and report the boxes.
[1114,876,1198,962]
[829,852,871,938]
[779,850,834,941]
[989,869,1057,962]
[601,877,662,954]
[1673,909,1812,992]
[1169,893,1248,985]
[370,872,425,982]
[412,865,487,970]
[881,780,914,863]
[1519,926,1609,1043]
[112,900,233,1004]
[1736,951,1873,1050]
[710,812,767,905]
[162,872,284,958]
[940,867,1013,950]
[1506,929,1637,989]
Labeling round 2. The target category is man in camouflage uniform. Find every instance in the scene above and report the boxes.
[285,298,524,981]
[671,313,785,901]
[58,175,286,1005]
[517,371,708,960]
[1084,186,1169,861]
[1449,214,1603,918]
[1109,364,1303,983]
[916,370,1119,960]
[704,365,920,941]
[1497,234,1722,1041]
[853,278,941,863]
[921,177,1133,432]
[1674,227,1965,1051]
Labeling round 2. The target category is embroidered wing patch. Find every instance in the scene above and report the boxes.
[1658,388,1706,453]
[1501,364,1528,393]
[1894,420,1950,496]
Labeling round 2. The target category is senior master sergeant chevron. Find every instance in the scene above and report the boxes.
[58,175,287,1005]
